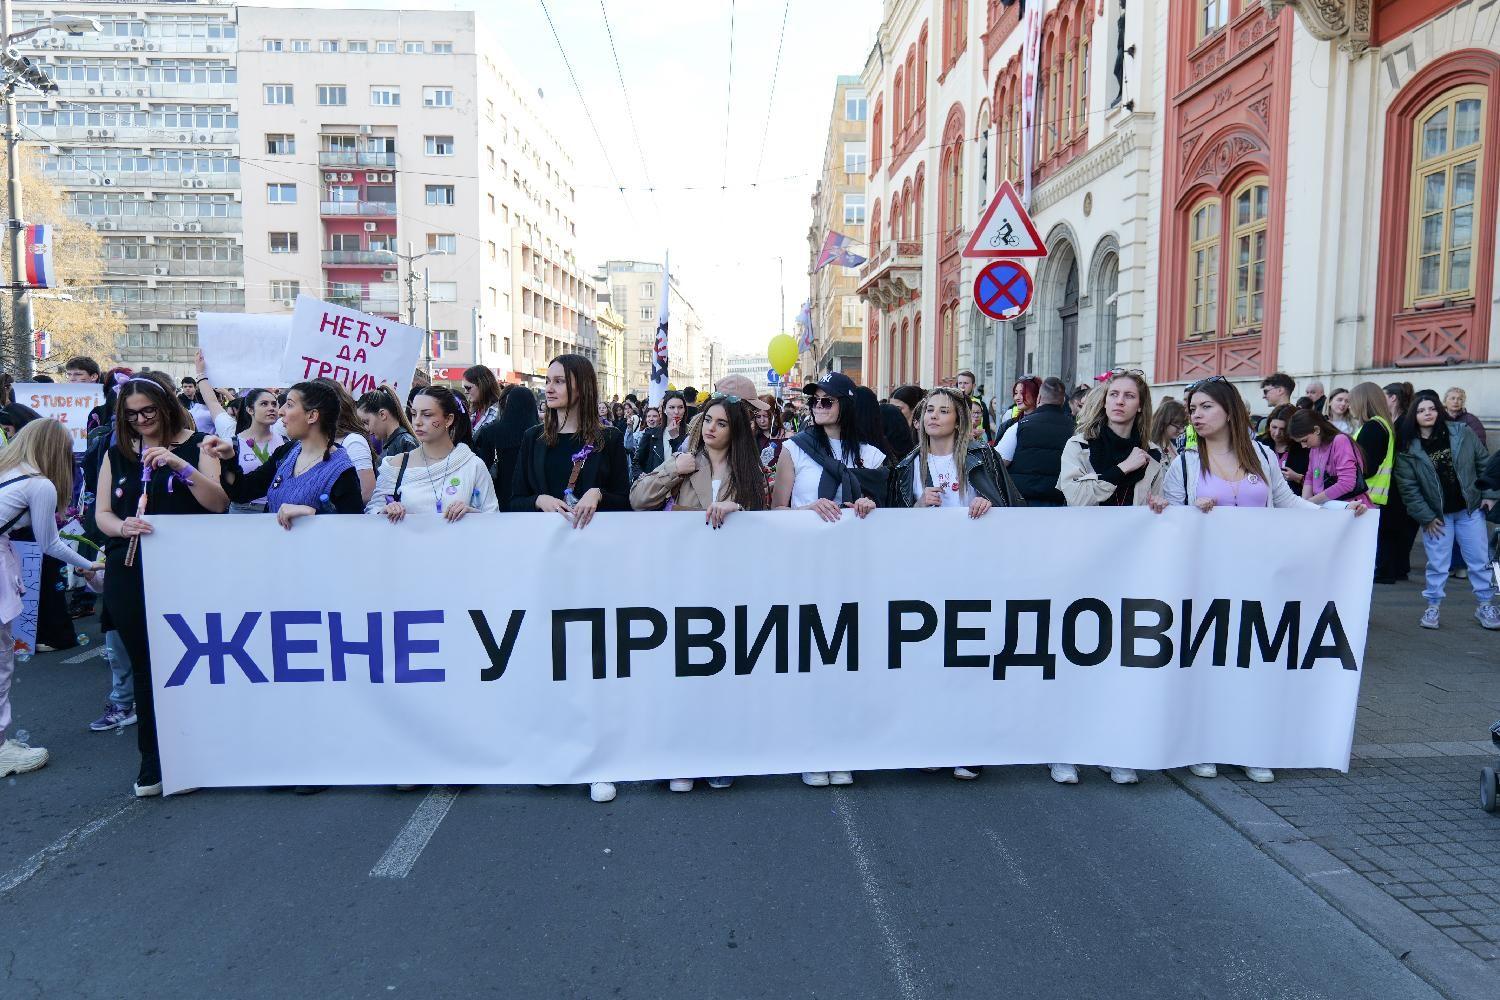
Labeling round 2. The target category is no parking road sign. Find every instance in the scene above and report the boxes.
[973,260,1034,321]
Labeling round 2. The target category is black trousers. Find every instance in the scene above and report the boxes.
[104,551,158,784]
[1375,496,1419,581]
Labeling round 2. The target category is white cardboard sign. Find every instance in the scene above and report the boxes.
[12,382,103,452]
[197,313,293,389]
[280,294,422,400]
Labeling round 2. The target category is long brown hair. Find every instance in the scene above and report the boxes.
[114,376,190,462]
[1347,382,1388,427]
[915,387,973,496]
[463,365,502,418]
[1151,398,1186,452]
[1287,407,1349,449]
[696,396,769,510]
[1185,378,1262,480]
[0,418,74,504]
[542,354,602,447]
[315,378,367,445]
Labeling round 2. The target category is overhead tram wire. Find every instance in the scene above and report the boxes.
[720,0,735,193]
[535,0,639,229]
[750,0,791,188]
[597,0,660,218]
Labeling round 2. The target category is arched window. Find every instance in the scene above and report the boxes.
[939,105,966,244]
[1230,177,1269,332]
[911,312,922,383]
[893,68,905,144]
[871,98,884,174]
[906,48,917,125]
[913,166,925,245]
[890,191,901,242]
[1077,23,1090,142]
[1408,87,1484,304]
[869,199,882,254]
[918,23,929,111]
[899,318,911,384]
[1187,198,1220,337]
[1061,15,1074,148]
[1196,0,1228,43]
[902,179,914,241]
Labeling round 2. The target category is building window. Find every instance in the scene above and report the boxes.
[265,134,295,155]
[638,305,653,321]
[370,86,400,106]
[487,194,496,214]
[844,193,866,225]
[1186,198,1220,337]
[376,40,397,53]
[405,41,424,54]
[641,282,655,298]
[319,39,338,53]
[423,87,455,108]
[264,39,283,52]
[429,284,458,303]
[290,39,310,53]
[425,135,455,156]
[269,232,299,254]
[267,182,297,204]
[434,41,454,54]
[427,233,457,254]
[1230,178,1269,331]
[843,141,867,175]
[425,185,455,206]
[264,84,293,105]
[269,280,299,301]
[841,295,861,328]
[1196,0,1229,43]
[845,89,867,121]
[347,40,368,53]
[1408,87,1483,305]
[487,241,497,260]
[317,85,347,106]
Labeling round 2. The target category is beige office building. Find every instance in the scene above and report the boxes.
[805,74,867,380]
[604,259,720,398]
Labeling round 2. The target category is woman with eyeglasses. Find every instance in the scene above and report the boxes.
[369,385,498,524]
[511,354,629,803]
[1151,398,1187,465]
[771,371,885,528]
[95,376,229,797]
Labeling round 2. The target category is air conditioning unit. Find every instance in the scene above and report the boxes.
[153,266,168,276]
[130,39,143,49]
[113,43,124,50]
[113,89,123,97]
[379,172,393,182]
[97,130,110,139]
[172,222,184,231]
[177,134,188,142]
[186,223,202,232]
[174,310,190,319]
[363,222,377,232]
[187,310,198,320]
[86,129,96,138]
[280,298,294,307]
[358,125,373,135]
[382,270,397,281]
[136,89,146,97]
[196,134,209,143]
[340,172,352,181]
[98,221,114,230]
[181,179,193,187]
[86,88,96,95]
[365,172,378,182]
[145,44,157,51]
[193,179,206,188]
[101,177,114,186]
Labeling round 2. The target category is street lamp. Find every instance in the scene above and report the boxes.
[0,5,98,376]
[388,244,447,374]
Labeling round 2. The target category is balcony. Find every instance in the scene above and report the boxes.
[73,215,241,234]
[319,201,398,217]
[104,259,243,277]
[327,290,400,315]
[53,80,236,101]
[322,250,397,267]
[855,241,923,310]
[30,125,236,144]
[318,151,397,168]
[49,169,238,189]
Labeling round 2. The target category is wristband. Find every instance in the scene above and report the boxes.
[194,377,209,384]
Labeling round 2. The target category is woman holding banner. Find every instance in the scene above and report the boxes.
[368,385,498,523]
[193,356,284,514]
[318,380,376,505]
[207,380,366,526]
[0,420,104,777]
[770,371,884,530]
[96,376,228,797]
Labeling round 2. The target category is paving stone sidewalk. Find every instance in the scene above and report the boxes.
[1223,574,1500,962]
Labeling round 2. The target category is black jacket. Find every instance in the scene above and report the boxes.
[1007,404,1073,504]
[634,426,685,477]
[510,424,631,513]
[887,445,1020,508]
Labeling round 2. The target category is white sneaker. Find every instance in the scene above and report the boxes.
[1102,766,1139,784]
[952,767,979,780]
[1243,766,1275,783]
[133,779,162,798]
[828,770,854,785]
[1476,604,1500,631]
[589,781,616,803]
[1420,604,1441,629]
[668,778,694,792]
[1188,763,1218,778]
[0,738,48,776]
[1048,763,1079,784]
[801,771,830,786]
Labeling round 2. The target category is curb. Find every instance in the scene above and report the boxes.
[1168,769,1495,1000]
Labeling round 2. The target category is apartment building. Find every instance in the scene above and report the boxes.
[805,75,867,380]
[724,352,773,397]
[17,0,244,374]
[592,277,627,401]
[236,6,594,387]
[604,259,719,398]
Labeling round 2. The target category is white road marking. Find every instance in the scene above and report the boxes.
[0,798,141,894]
[985,828,1068,943]
[369,786,460,879]
[62,646,104,664]
[831,788,923,1000]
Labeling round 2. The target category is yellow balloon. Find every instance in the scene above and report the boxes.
[767,334,798,376]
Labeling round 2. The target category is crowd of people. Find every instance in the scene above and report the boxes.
[0,352,1494,802]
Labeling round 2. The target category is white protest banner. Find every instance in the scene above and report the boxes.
[11,540,42,654]
[280,294,422,401]
[143,508,1375,793]
[197,313,292,388]
[13,382,103,452]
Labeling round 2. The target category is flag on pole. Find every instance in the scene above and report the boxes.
[649,252,670,408]
[814,230,868,272]
[1019,1,1045,209]
[22,224,56,289]
[795,299,814,354]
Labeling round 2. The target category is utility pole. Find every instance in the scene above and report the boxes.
[422,267,432,375]
[3,0,30,377]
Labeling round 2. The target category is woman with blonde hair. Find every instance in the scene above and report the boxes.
[1349,381,1410,583]
[0,420,104,777]
[1059,370,1161,512]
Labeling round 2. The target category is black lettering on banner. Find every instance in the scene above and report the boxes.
[614,607,667,679]
[393,610,446,683]
[162,612,266,687]
[1060,598,1113,667]
[887,600,937,670]
[993,600,1057,680]
[734,605,789,675]
[944,600,991,669]
[330,611,384,683]
[1179,599,1230,669]
[1237,600,1301,670]
[1120,598,1173,669]
[470,609,525,682]
[551,608,606,681]
[271,610,324,682]
[1299,601,1357,671]
[798,603,859,672]
[675,606,727,677]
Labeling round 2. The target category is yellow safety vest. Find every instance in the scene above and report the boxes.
[1363,415,1395,505]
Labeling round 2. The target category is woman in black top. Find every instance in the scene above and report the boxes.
[357,386,419,460]
[95,375,228,797]
[475,386,539,508]
[1256,403,1308,489]
[634,390,687,475]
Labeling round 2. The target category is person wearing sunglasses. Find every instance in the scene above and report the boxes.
[95,375,229,798]
[771,371,887,527]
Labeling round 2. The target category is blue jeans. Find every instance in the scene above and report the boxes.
[104,629,133,706]
[1421,509,1496,604]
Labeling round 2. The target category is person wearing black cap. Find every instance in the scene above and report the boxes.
[997,377,1073,506]
[771,370,887,525]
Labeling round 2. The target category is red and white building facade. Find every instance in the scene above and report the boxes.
[859,0,1500,414]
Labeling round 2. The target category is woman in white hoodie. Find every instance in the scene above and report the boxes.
[367,385,498,522]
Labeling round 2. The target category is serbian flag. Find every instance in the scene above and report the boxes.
[23,224,56,289]
[814,230,867,272]
[796,299,814,354]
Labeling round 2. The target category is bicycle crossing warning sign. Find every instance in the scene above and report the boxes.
[962,180,1047,259]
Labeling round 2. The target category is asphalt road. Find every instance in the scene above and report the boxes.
[2,630,1446,999]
